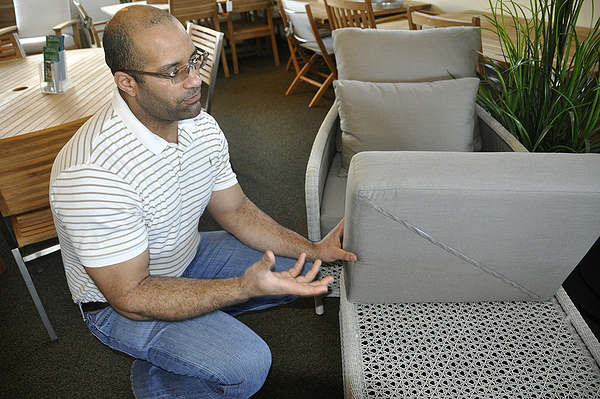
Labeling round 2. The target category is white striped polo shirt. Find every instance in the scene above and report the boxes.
[50,90,237,303]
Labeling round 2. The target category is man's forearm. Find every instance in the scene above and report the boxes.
[113,275,250,321]
[212,197,319,261]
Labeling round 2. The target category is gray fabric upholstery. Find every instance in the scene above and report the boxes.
[343,151,600,303]
[306,27,492,243]
[308,104,527,243]
[332,27,481,82]
[334,78,481,170]
[320,153,347,235]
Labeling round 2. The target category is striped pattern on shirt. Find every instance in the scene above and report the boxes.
[50,97,237,303]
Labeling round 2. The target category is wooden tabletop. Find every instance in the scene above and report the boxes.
[378,10,591,64]
[0,47,114,139]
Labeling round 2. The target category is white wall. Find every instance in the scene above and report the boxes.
[427,0,597,27]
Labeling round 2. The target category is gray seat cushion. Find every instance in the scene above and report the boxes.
[343,151,600,303]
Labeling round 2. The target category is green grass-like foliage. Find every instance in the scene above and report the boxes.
[477,0,600,152]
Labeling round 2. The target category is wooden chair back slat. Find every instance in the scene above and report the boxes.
[408,7,481,30]
[12,208,57,246]
[231,0,272,13]
[170,0,220,26]
[0,32,25,61]
[187,23,224,113]
[324,0,376,30]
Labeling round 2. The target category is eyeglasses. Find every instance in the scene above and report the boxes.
[119,49,209,84]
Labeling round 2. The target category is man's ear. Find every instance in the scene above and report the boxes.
[114,71,137,97]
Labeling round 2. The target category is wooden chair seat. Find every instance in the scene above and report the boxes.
[12,208,57,247]
[224,19,274,39]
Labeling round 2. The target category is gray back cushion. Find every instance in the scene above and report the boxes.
[334,78,481,171]
[332,27,481,82]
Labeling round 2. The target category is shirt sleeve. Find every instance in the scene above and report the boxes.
[50,164,148,268]
[209,118,238,192]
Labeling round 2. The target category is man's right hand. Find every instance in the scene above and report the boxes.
[241,251,333,298]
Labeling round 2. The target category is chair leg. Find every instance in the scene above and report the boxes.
[314,295,325,315]
[309,71,335,108]
[230,40,240,74]
[269,32,280,66]
[286,40,301,74]
[286,53,318,95]
[12,248,58,341]
[221,46,230,78]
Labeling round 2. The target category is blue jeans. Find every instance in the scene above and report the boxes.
[84,231,309,399]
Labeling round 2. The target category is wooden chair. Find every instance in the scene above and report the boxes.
[323,0,377,30]
[279,0,337,107]
[221,0,280,74]
[0,33,26,61]
[0,117,89,342]
[171,0,230,77]
[73,0,107,48]
[187,23,225,114]
[407,6,481,30]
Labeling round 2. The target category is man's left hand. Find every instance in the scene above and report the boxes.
[313,219,357,263]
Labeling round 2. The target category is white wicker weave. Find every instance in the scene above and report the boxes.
[340,273,600,398]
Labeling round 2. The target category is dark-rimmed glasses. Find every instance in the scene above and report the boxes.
[119,49,209,84]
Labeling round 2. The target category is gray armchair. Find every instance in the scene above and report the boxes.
[312,28,600,398]
[305,27,526,314]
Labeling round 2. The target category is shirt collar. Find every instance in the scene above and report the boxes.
[112,89,169,155]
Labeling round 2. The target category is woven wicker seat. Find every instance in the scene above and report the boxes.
[340,273,600,398]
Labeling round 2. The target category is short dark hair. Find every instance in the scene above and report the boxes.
[103,5,179,77]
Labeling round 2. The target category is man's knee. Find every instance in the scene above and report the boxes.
[212,336,272,397]
[132,338,271,399]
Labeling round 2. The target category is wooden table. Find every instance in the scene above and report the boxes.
[101,1,170,17]
[378,10,591,64]
[307,0,431,25]
[0,48,114,139]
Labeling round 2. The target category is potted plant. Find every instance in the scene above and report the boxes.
[477,0,600,152]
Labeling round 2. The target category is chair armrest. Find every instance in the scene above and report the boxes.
[476,104,528,153]
[53,19,80,31]
[53,19,82,49]
[0,25,18,36]
[305,100,341,242]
